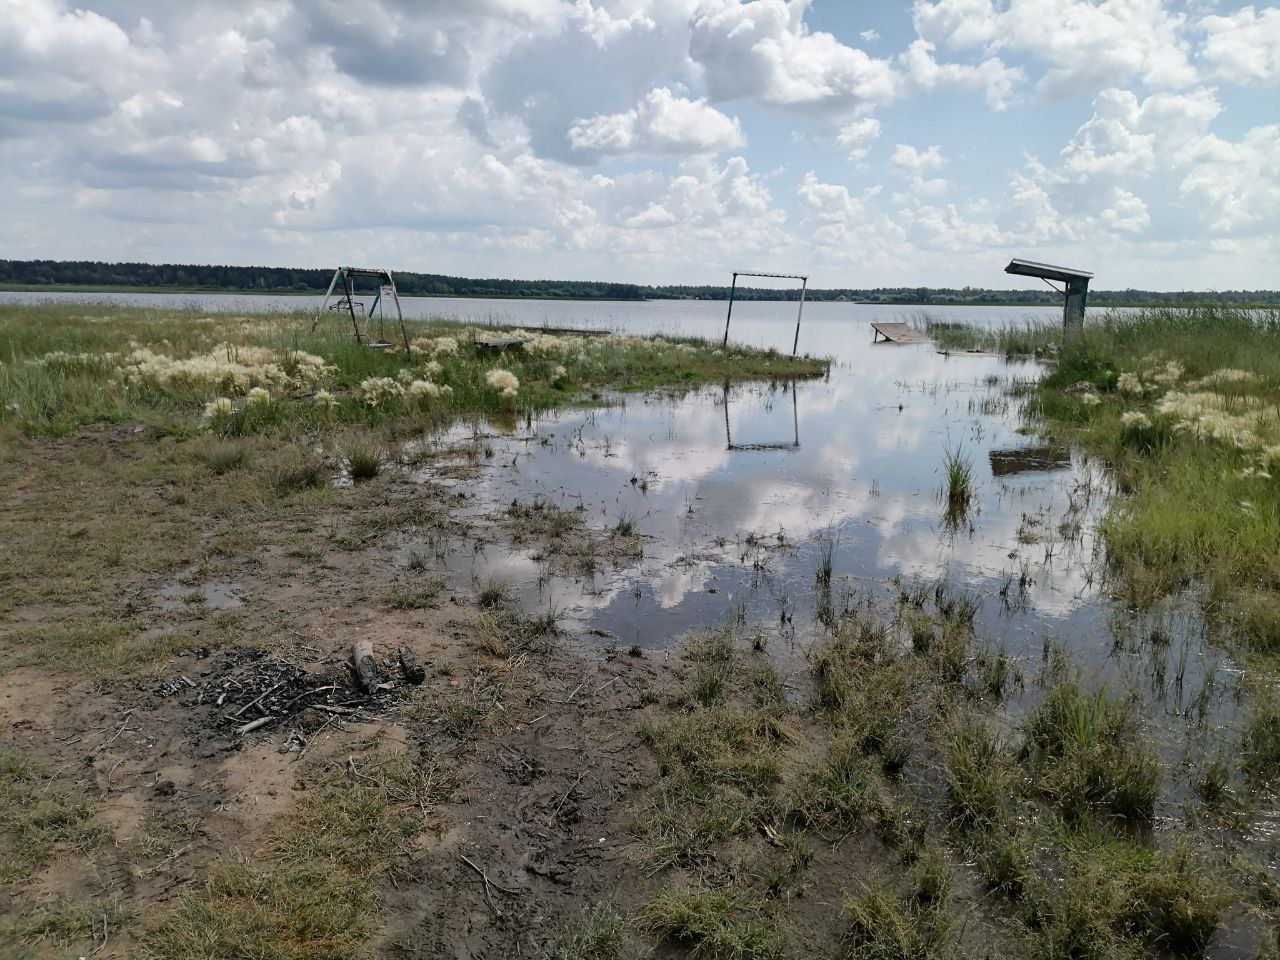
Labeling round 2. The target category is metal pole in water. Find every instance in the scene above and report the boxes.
[790,380,799,447]
[792,277,808,356]
[723,382,732,448]
[722,272,738,347]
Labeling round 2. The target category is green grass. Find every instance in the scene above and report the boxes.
[384,577,446,610]
[633,632,795,866]
[786,734,892,834]
[1019,682,1162,824]
[940,447,974,525]
[477,578,512,609]
[194,438,250,473]
[640,888,788,960]
[815,536,838,589]
[344,441,383,481]
[265,447,331,494]
[972,822,1033,901]
[0,303,829,437]
[1243,692,1280,780]
[943,715,1009,828]
[842,879,957,960]
[0,618,197,678]
[957,306,1280,631]
[143,752,446,960]
[550,904,630,960]
[1022,832,1226,960]
[3,896,136,952]
[0,749,110,887]
[637,703,787,866]
[925,315,1061,356]
[506,499,584,540]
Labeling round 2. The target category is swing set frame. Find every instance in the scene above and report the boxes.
[721,271,809,356]
[311,266,410,350]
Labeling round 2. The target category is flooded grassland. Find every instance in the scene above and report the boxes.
[1,302,1278,960]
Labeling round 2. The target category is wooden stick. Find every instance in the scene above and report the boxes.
[460,854,498,913]
[545,771,588,826]
[95,709,137,750]
[232,681,285,718]
[310,703,357,715]
[237,715,274,735]
[280,684,338,711]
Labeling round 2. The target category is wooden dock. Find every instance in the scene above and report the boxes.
[871,322,930,344]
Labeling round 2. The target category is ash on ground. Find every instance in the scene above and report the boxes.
[148,647,412,750]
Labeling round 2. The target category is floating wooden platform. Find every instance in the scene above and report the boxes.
[871,322,931,344]
[988,445,1071,477]
[473,336,533,350]
[936,348,1005,358]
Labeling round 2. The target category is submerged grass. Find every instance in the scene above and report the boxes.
[940,447,975,529]
[943,305,1280,812]
[1019,681,1162,824]
[957,305,1280,619]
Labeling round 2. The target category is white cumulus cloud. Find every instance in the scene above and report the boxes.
[1200,5,1280,86]
[689,0,899,115]
[913,0,1198,94]
[891,143,946,177]
[568,87,745,157]
[836,117,882,160]
[898,38,1023,109]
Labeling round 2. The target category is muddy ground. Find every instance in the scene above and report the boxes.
[4,415,1277,960]
[0,420,705,958]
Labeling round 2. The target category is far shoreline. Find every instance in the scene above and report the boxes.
[2,284,1268,309]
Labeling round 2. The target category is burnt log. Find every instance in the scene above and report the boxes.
[350,639,379,693]
[397,647,426,685]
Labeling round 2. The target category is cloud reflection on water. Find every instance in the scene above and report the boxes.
[424,316,1110,660]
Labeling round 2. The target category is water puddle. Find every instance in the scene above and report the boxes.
[156,569,246,612]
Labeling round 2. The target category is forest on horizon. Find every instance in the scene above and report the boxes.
[3,259,1276,306]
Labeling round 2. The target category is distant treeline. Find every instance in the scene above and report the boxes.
[2,259,1276,306]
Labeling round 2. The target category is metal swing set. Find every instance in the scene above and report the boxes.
[310,266,411,350]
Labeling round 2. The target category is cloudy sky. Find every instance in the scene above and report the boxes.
[1,0,1277,289]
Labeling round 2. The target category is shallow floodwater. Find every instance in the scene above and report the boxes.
[396,312,1236,762]
[10,290,1262,951]
[10,290,1239,751]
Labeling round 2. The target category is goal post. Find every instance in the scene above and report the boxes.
[721,271,809,356]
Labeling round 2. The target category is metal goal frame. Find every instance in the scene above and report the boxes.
[721,271,809,356]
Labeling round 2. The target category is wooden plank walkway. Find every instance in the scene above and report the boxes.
[871,322,931,344]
